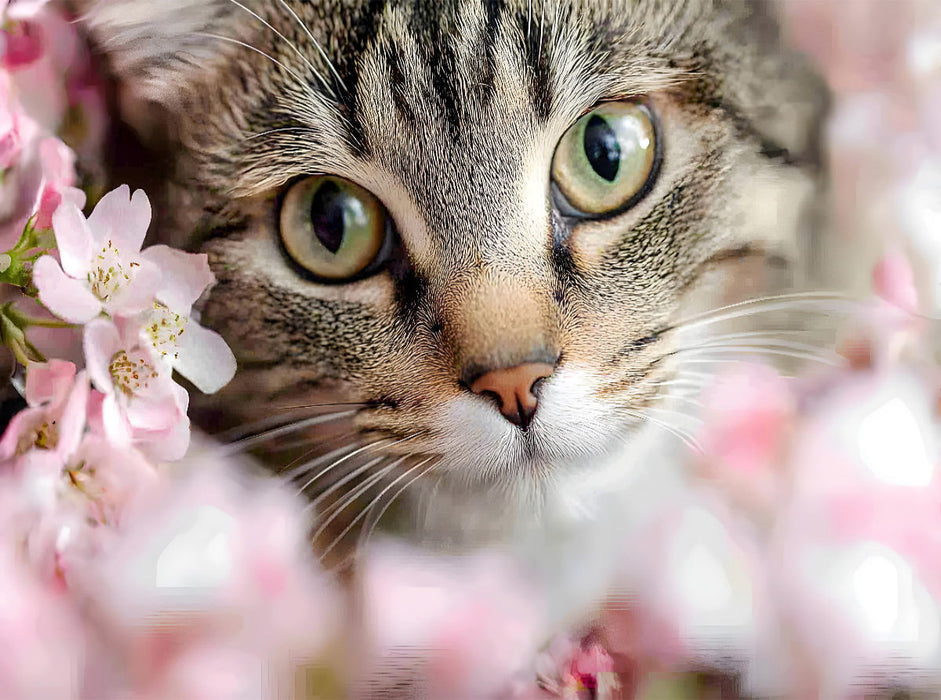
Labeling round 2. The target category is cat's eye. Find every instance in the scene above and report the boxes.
[551,101,658,217]
[279,175,389,281]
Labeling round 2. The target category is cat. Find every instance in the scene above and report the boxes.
[74,0,829,619]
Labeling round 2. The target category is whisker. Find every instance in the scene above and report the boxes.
[216,409,358,456]
[279,438,363,480]
[276,0,347,92]
[311,457,400,525]
[221,0,330,90]
[692,337,842,358]
[193,32,307,85]
[303,431,424,504]
[665,292,862,335]
[295,438,391,496]
[670,346,843,366]
[329,455,439,562]
[242,126,318,142]
[622,408,703,455]
[310,457,407,547]
[214,403,364,443]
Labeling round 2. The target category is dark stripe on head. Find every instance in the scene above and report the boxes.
[335,0,388,159]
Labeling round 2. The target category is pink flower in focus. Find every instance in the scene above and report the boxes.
[0,359,88,466]
[33,185,160,323]
[136,245,236,394]
[83,316,189,460]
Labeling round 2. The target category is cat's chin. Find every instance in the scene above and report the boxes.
[420,364,640,484]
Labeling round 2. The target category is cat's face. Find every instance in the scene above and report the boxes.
[80,0,825,526]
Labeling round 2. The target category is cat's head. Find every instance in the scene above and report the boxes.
[77,0,826,534]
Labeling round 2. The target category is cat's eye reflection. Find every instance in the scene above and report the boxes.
[279,175,389,281]
[552,101,659,217]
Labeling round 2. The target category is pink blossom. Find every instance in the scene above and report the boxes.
[696,364,794,513]
[75,458,339,698]
[0,359,88,466]
[34,185,157,323]
[0,541,84,699]
[137,245,236,394]
[354,540,544,699]
[83,316,189,460]
[32,136,83,230]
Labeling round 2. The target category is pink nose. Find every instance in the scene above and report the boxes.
[470,363,555,430]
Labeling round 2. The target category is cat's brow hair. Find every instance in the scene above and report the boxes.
[225,0,705,199]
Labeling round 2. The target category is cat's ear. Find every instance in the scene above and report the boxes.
[73,0,240,98]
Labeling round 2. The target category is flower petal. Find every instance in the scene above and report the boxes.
[141,245,215,313]
[50,200,92,278]
[88,185,151,254]
[0,406,41,461]
[125,383,184,433]
[103,258,161,317]
[82,318,121,394]
[23,358,75,408]
[33,255,101,323]
[102,393,131,446]
[175,321,236,394]
[54,370,89,461]
[140,411,191,462]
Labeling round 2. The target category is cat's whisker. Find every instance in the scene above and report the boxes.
[242,126,318,142]
[311,457,400,525]
[301,431,425,503]
[214,403,365,444]
[193,32,307,85]
[310,457,408,547]
[274,401,369,412]
[663,292,863,336]
[279,437,363,480]
[670,345,844,366]
[221,0,331,92]
[649,392,703,409]
[275,0,347,92]
[692,337,842,358]
[336,455,440,563]
[215,409,359,456]
[622,408,703,455]
[295,438,391,496]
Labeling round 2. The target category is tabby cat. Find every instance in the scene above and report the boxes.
[75,0,828,601]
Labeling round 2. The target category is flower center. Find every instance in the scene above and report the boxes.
[109,349,158,398]
[87,240,140,302]
[16,417,58,454]
[145,303,187,361]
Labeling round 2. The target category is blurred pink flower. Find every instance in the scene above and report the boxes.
[355,540,544,699]
[0,541,83,699]
[697,364,794,513]
[75,458,339,699]
[83,316,189,459]
[0,359,88,466]
[34,185,159,323]
[32,135,83,230]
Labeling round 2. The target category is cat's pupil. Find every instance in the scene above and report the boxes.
[310,181,346,254]
[583,115,620,183]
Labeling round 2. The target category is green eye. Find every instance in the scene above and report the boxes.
[551,102,658,216]
[280,176,388,281]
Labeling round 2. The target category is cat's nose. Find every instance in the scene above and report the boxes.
[469,362,555,430]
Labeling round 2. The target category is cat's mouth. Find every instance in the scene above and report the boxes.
[355,364,650,486]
